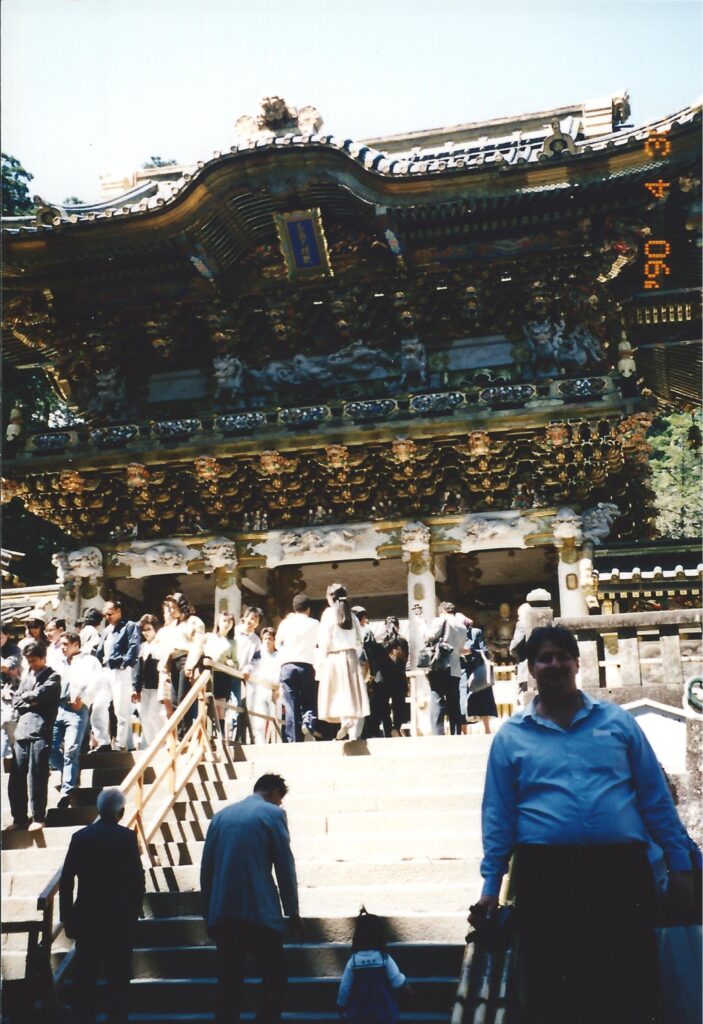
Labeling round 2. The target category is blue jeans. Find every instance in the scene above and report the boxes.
[279,662,316,743]
[51,704,90,796]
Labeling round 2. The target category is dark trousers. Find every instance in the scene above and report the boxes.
[514,843,660,1024]
[368,678,407,737]
[171,654,196,738]
[279,662,316,743]
[428,669,462,734]
[8,736,50,824]
[213,919,286,1024]
[72,931,133,1024]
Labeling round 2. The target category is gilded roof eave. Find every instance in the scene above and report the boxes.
[3,103,700,279]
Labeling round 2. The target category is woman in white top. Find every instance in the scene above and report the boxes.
[132,614,167,746]
[157,593,206,721]
[247,626,281,744]
[317,583,369,741]
[203,611,238,735]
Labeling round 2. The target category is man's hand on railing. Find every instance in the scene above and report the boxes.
[468,894,498,929]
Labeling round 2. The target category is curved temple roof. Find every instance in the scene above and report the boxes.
[3,97,700,237]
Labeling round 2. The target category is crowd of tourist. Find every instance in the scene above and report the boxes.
[1,582,509,829]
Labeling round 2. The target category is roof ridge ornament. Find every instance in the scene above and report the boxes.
[539,118,577,159]
[234,96,323,145]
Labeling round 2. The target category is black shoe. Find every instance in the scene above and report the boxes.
[57,794,74,809]
[87,744,112,755]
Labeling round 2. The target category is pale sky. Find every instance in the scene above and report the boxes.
[2,0,701,204]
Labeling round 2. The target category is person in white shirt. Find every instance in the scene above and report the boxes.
[51,631,103,806]
[157,593,206,710]
[45,618,67,675]
[203,612,238,736]
[317,583,369,741]
[232,607,262,743]
[18,614,48,653]
[426,602,468,736]
[79,609,103,656]
[131,615,167,747]
[247,627,281,744]
[276,594,320,743]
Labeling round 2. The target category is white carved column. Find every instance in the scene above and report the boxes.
[552,510,590,616]
[214,567,242,621]
[401,522,436,737]
[552,504,620,616]
[52,545,105,625]
[401,522,436,657]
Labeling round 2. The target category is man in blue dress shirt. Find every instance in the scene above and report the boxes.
[473,625,694,1024]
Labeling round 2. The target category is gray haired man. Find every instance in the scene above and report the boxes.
[60,787,144,1024]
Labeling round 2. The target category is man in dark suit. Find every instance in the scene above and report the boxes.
[7,641,61,831]
[59,786,145,1024]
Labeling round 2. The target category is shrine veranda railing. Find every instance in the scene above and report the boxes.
[555,609,703,692]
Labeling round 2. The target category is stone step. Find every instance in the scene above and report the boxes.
[172,769,486,808]
[63,942,463,980]
[229,755,489,778]
[61,975,457,1014]
[140,858,479,893]
[152,830,482,865]
[1,823,83,850]
[133,913,470,946]
[231,734,492,761]
[1,897,43,922]
[157,882,477,917]
[176,782,487,815]
[164,805,481,839]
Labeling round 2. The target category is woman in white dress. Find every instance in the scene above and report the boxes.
[317,583,369,740]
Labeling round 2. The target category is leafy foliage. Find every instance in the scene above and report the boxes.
[648,411,703,539]
[3,360,80,433]
[2,499,75,586]
[141,156,178,168]
[62,196,84,206]
[2,152,34,216]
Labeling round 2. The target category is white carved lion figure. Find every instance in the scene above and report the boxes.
[401,522,431,560]
[213,354,244,404]
[552,508,584,548]
[52,546,103,585]
[280,528,355,556]
[447,512,538,553]
[200,537,238,573]
[582,503,620,545]
[118,541,192,578]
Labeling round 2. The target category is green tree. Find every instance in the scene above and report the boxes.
[142,156,178,168]
[2,152,34,216]
[1,499,75,586]
[648,411,703,539]
[62,196,85,206]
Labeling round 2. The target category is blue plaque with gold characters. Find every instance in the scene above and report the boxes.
[274,209,332,280]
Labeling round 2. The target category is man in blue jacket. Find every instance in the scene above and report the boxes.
[472,625,694,1024]
[201,773,302,1024]
[95,600,140,751]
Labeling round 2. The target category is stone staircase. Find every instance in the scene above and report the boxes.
[2,734,492,1022]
